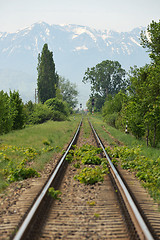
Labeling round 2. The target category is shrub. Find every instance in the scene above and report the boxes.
[29,103,52,124]
[7,166,40,182]
[45,98,69,121]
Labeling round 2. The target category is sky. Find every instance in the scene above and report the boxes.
[0,0,160,33]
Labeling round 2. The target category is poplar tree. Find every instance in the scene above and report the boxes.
[37,43,58,103]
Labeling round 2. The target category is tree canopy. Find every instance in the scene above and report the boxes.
[83,60,126,97]
[37,43,58,103]
[58,76,78,109]
[0,90,25,134]
[140,19,160,64]
[83,60,127,111]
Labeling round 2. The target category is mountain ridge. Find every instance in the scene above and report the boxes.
[0,22,150,106]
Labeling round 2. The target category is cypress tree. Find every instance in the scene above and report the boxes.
[37,43,57,103]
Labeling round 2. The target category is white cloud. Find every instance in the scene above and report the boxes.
[74,45,88,51]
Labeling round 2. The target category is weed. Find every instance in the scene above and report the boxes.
[65,144,109,185]
[7,166,40,182]
[87,201,96,206]
[65,149,75,163]
[107,144,160,201]
[74,167,107,185]
[48,187,62,200]
[73,162,81,169]
[94,213,100,218]
[43,140,50,146]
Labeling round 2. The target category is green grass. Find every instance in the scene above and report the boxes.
[90,114,160,203]
[82,116,91,139]
[90,114,160,161]
[0,115,81,192]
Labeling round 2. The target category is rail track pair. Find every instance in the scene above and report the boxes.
[13,118,156,239]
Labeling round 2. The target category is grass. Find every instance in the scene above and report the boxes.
[90,114,160,161]
[90,114,160,203]
[0,114,81,192]
[82,116,91,139]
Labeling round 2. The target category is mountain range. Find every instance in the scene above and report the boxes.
[0,22,150,107]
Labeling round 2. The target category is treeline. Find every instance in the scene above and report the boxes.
[0,44,78,135]
[85,20,160,147]
[0,90,25,134]
[0,84,75,135]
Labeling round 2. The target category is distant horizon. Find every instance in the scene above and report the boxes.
[1,0,159,34]
[0,21,147,34]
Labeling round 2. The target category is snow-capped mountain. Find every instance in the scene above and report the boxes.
[0,22,149,106]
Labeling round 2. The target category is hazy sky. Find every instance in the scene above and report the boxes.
[0,0,160,32]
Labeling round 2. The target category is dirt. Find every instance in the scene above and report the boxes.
[0,150,64,240]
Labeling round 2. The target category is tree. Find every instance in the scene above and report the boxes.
[9,90,25,130]
[140,20,160,64]
[102,91,128,128]
[83,60,126,110]
[139,20,160,146]
[125,64,160,146]
[37,43,58,103]
[0,90,25,134]
[0,91,12,134]
[58,76,78,109]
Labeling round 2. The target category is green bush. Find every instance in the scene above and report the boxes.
[51,110,67,121]
[45,97,69,120]
[7,167,40,182]
[26,98,70,125]
[104,112,118,128]
[29,103,52,124]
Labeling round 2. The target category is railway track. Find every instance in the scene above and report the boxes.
[9,117,160,239]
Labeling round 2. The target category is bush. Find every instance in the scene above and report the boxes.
[29,103,52,124]
[45,97,69,120]
[26,98,70,125]
[51,110,67,121]
[104,112,118,128]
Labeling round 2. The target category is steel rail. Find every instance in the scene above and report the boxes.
[13,119,82,240]
[89,120,154,240]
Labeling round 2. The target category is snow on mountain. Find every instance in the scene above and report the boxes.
[0,22,150,106]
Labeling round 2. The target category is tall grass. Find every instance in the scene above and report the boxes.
[0,115,81,192]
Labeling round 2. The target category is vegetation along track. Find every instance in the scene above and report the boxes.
[10,117,160,239]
